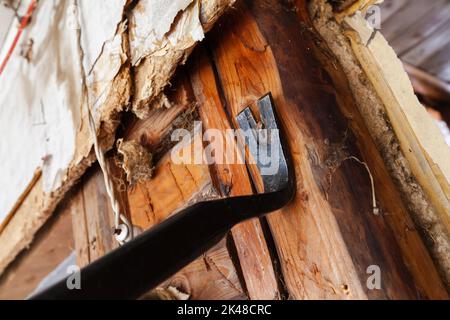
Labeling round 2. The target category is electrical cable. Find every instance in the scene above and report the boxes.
[0,0,37,75]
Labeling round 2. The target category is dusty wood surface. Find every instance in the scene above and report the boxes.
[189,48,282,300]
[146,238,247,300]
[0,200,74,299]
[125,144,247,300]
[70,168,120,266]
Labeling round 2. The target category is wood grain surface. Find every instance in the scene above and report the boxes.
[2,0,448,300]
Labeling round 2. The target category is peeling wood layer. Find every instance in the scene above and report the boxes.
[0,0,234,276]
[130,0,236,118]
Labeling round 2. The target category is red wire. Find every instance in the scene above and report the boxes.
[0,0,37,76]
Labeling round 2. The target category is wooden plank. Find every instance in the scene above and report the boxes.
[81,169,119,262]
[70,187,90,267]
[127,136,212,230]
[378,0,450,85]
[435,62,450,83]
[308,0,449,298]
[209,1,363,299]
[420,41,450,83]
[188,47,281,300]
[151,239,247,300]
[380,0,446,43]
[208,0,448,299]
[388,3,450,56]
[379,0,408,23]
[125,71,208,229]
[125,141,246,300]
[0,200,74,299]
[402,20,450,67]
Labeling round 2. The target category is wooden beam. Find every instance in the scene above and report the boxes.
[205,0,448,299]
[82,168,119,262]
[70,186,90,268]
[189,47,281,300]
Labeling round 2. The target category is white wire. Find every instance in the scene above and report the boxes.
[75,0,132,246]
[88,112,133,245]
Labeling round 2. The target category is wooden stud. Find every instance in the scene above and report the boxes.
[189,47,281,300]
